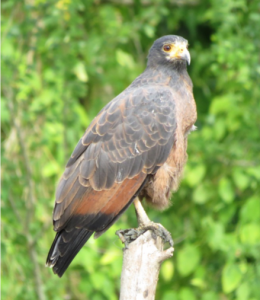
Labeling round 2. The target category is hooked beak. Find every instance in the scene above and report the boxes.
[181,47,191,65]
[168,44,191,65]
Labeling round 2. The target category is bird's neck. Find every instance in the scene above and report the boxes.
[148,61,188,77]
[130,64,191,90]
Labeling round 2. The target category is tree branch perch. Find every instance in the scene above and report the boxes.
[118,230,174,300]
[117,199,174,300]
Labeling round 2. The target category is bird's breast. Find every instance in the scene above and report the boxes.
[140,72,197,210]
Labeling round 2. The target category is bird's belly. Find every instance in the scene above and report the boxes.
[141,134,188,210]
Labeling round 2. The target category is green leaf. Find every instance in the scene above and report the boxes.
[218,177,234,203]
[73,104,90,127]
[214,117,226,140]
[42,161,60,177]
[210,94,235,115]
[1,98,10,123]
[240,196,260,223]
[247,167,260,180]
[190,278,206,289]
[1,242,6,260]
[222,263,242,293]
[179,288,196,300]
[162,291,178,300]
[73,62,89,82]
[90,272,106,290]
[143,24,155,38]
[240,223,260,245]
[236,282,250,300]
[100,249,121,265]
[177,244,200,277]
[238,261,248,274]
[193,183,212,204]
[205,222,226,251]
[73,246,98,273]
[116,49,135,69]
[201,291,218,300]
[161,260,174,281]
[185,164,206,187]
[232,169,249,191]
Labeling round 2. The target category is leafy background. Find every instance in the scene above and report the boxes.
[2,0,260,299]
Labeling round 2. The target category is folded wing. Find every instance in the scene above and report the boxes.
[46,86,177,276]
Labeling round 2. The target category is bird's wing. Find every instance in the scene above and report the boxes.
[53,86,177,233]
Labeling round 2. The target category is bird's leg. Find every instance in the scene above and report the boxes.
[133,197,150,226]
[116,197,173,248]
[134,197,173,246]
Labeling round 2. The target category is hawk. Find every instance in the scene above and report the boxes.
[46,35,197,277]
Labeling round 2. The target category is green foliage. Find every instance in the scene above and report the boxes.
[177,244,201,277]
[2,0,260,299]
[222,263,242,293]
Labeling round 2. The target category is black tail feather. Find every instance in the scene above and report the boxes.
[46,229,93,277]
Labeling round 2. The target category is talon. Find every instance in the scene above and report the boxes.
[138,221,174,247]
[116,222,173,247]
[115,230,126,243]
[116,199,173,247]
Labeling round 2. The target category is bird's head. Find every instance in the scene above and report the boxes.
[147,35,190,69]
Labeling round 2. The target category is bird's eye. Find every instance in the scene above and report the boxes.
[163,44,172,52]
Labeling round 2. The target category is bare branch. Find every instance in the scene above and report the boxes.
[28,237,47,300]
[5,91,36,231]
[1,3,22,43]
[7,194,23,225]
[32,220,53,247]
[118,198,174,299]
[119,230,174,300]
[3,87,46,300]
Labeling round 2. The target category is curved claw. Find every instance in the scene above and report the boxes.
[116,222,173,247]
[139,222,174,247]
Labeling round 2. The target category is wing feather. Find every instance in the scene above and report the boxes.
[53,86,177,232]
[48,85,178,276]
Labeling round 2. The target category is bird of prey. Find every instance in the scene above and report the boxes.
[46,35,197,277]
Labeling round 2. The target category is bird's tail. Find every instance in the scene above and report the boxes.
[46,228,93,277]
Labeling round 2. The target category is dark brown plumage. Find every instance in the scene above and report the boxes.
[46,35,197,277]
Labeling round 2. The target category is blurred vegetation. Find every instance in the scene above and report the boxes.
[1,0,260,299]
